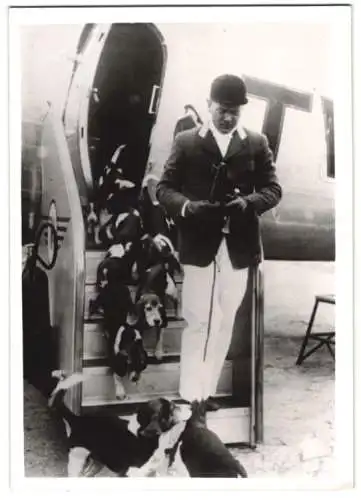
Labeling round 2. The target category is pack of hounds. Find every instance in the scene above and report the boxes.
[50,144,248,478]
[86,144,181,400]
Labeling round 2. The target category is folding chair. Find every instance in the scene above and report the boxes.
[296,294,335,365]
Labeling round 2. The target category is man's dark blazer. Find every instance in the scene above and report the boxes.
[156,125,282,269]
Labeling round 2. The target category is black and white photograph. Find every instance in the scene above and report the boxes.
[7,1,354,490]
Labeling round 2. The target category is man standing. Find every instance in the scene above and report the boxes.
[156,74,282,410]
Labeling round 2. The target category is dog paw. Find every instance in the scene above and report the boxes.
[126,467,141,477]
[115,394,127,401]
[154,349,164,361]
[115,392,127,401]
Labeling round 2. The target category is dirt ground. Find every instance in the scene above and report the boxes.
[24,336,334,479]
[22,261,336,479]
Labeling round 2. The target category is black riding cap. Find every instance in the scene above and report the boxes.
[210,74,248,106]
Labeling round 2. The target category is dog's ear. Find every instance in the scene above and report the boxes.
[136,404,152,428]
[161,398,173,418]
[130,298,146,326]
[157,398,177,431]
[136,399,167,437]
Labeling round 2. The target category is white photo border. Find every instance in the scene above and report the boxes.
[5,1,356,496]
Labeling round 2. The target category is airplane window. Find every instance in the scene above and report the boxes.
[243,76,312,160]
[321,97,335,179]
[241,96,267,135]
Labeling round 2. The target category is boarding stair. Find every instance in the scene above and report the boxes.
[80,245,262,445]
[38,104,263,446]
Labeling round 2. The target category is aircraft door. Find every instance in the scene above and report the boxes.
[38,106,86,412]
[63,24,112,202]
[87,24,167,194]
[63,23,166,206]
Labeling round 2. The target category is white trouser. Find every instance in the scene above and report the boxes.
[179,238,249,402]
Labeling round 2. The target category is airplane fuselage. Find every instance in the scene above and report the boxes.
[21,22,334,261]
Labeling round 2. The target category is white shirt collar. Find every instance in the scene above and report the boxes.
[198,122,247,141]
[208,120,236,140]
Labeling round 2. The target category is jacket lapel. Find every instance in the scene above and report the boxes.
[198,125,223,161]
[198,125,249,161]
[224,129,248,160]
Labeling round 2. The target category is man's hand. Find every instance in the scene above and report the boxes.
[184,200,221,219]
[225,196,248,213]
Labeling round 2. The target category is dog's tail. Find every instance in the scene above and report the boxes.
[48,371,88,421]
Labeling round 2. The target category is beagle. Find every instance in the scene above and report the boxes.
[48,373,181,477]
[109,323,148,401]
[134,291,167,361]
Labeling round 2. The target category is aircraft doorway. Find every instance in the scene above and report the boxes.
[87,24,165,192]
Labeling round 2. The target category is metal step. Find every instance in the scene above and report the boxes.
[81,395,251,446]
[83,319,185,361]
[85,250,107,285]
[84,283,181,321]
[81,360,232,406]
[81,249,258,446]
[85,249,183,286]
[205,406,250,445]
[82,391,185,413]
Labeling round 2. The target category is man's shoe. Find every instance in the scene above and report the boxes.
[205,397,220,412]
